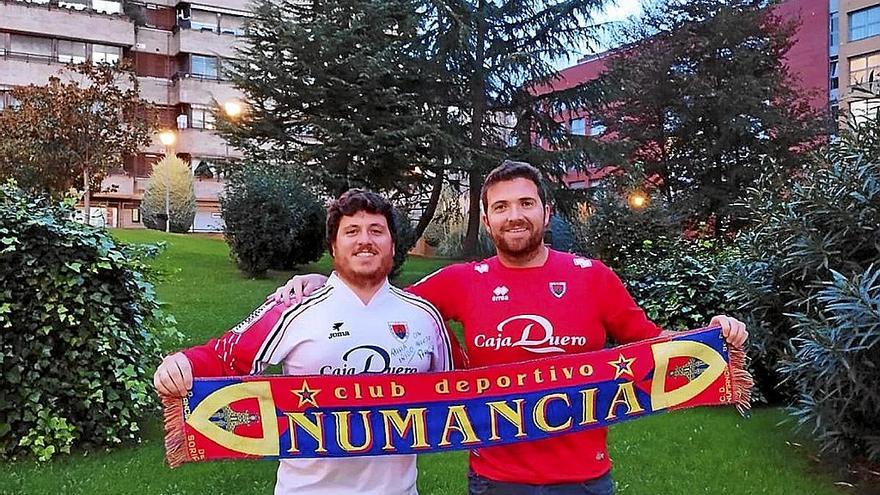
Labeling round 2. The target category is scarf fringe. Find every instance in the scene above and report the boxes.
[728,345,754,416]
[162,395,187,468]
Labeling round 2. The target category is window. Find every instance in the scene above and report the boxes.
[10,34,52,59]
[849,52,880,87]
[830,12,838,57]
[850,98,880,123]
[58,40,87,63]
[219,14,246,36]
[92,44,121,64]
[91,0,121,14]
[191,9,219,32]
[131,208,141,223]
[58,0,89,10]
[589,120,607,137]
[191,55,218,78]
[849,6,880,42]
[569,118,586,136]
[191,105,215,129]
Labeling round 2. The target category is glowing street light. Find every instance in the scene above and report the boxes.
[628,191,648,210]
[158,130,176,147]
[158,130,177,233]
[223,100,243,119]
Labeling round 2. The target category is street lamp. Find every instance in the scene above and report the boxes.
[627,191,648,210]
[158,130,177,233]
[223,100,243,119]
[222,100,243,162]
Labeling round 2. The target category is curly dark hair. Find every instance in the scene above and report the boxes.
[325,189,397,255]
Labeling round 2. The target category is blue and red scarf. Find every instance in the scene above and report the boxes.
[163,326,752,467]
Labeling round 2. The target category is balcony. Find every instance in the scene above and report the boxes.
[137,76,174,105]
[0,1,134,46]
[175,28,242,60]
[176,127,243,159]
[0,53,61,86]
[174,72,242,106]
[97,173,224,203]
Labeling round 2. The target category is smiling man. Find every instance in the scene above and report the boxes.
[153,189,454,495]
[272,161,748,495]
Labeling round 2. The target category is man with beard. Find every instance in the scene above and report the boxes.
[271,161,748,495]
[153,189,454,495]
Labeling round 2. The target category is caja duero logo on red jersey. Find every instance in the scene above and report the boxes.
[473,314,587,354]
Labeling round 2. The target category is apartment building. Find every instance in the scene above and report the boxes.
[836,0,880,118]
[0,0,248,230]
[544,0,837,189]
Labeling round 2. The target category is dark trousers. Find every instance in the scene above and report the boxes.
[467,470,614,495]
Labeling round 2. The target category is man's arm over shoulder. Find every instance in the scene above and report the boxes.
[406,262,471,321]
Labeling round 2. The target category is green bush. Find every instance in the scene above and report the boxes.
[571,189,678,269]
[141,156,196,233]
[729,110,880,463]
[391,208,416,279]
[0,182,177,460]
[622,239,734,332]
[220,163,325,277]
[780,267,880,463]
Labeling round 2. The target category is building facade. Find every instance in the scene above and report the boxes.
[0,0,248,230]
[548,0,840,189]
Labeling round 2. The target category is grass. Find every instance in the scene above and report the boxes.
[0,230,849,494]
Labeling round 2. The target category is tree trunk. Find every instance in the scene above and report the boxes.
[462,0,488,258]
[82,167,91,225]
[413,171,444,240]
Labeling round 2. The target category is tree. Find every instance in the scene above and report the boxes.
[590,0,824,234]
[419,0,611,256]
[0,63,155,222]
[220,0,612,255]
[218,0,461,238]
[141,156,196,233]
[220,163,325,277]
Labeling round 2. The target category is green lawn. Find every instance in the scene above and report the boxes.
[0,230,848,495]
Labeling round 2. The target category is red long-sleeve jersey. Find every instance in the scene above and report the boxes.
[408,249,662,484]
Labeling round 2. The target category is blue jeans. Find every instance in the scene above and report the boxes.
[467,470,614,495]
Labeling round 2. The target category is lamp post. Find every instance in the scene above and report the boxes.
[222,100,243,162]
[627,191,648,210]
[158,130,177,233]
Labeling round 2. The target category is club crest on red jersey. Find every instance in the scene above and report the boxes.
[549,282,567,298]
[388,322,409,341]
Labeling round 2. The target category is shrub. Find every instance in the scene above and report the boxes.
[571,189,678,270]
[730,109,880,463]
[391,208,416,279]
[141,156,196,233]
[0,182,177,460]
[780,267,880,464]
[622,239,735,332]
[220,163,325,277]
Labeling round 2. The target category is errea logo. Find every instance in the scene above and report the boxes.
[492,286,510,302]
[573,258,592,268]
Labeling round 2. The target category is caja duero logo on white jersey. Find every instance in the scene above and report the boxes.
[473,314,587,354]
[318,345,419,375]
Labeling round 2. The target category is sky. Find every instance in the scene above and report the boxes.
[584,0,644,56]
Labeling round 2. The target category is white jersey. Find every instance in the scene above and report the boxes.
[186,272,452,495]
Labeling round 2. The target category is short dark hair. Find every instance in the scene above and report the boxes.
[481,160,548,211]
[326,189,397,255]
